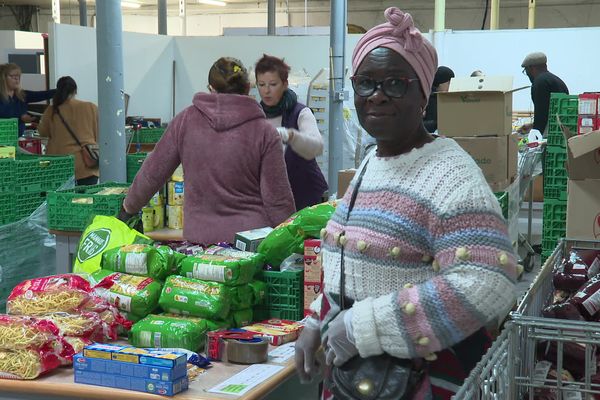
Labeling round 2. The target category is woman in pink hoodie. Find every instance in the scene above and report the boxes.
[120,57,296,244]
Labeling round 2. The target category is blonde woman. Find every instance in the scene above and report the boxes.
[0,63,55,136]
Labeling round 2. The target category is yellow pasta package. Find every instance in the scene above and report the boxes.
[0,347,63,379]
[0,315,60,350]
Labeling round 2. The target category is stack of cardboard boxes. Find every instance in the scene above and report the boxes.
[564,125,600,241]
[437,76,522,193]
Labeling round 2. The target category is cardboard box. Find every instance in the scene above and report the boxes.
[234,227,273,252]
[563,129,600,180]
[337,169,356,198]
[74,369,188,396]
[438,76,528,137]
[83,344,187,369]
[73,354,187,381]
[453,135,518,191]
[304,239,323,317]
[566,180,600,240]
[304,283,323,317]
[242,319,303,346]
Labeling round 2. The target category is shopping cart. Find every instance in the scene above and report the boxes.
[517,143,545,272]
[454,238,600,400]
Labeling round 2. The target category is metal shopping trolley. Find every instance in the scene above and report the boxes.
[454,238,600,400]
[517,143,545,272]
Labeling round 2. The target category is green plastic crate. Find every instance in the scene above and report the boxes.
[494,192,508,219]
[0,158,14,193]
[14,191,45,220]
[546,131,567,148]
[47,182,129,231]
[543,187,568,201]
[253,306,303,322]
[126,153,148,183]
[542,218,566,245]
[543,146,568,197]
[543,199,567,225]
[133,128,165,144]
[14,154,74,193]
[549,93,578,117]
[0,118,18,147]
[0,192,15,225]
[255,269,303,318]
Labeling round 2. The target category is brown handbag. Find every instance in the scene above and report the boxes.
[326,158,424,400]
[57,108,99,168]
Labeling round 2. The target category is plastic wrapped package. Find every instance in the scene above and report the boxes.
[248,280,267,306]
[0,346,64,379]
[0,315,61,350]
[257,202,336,267]
[226,285,254,311]
[101,244,174,281]
[94,273,162,317]
[160,313,229,332]
[232,309,253,328]
[159,276,231,320]
[7,274,97,315]
[129,314,209,351]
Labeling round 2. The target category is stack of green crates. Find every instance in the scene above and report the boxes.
[47,182,129,231]
[0,119,18,224]
[133,127,165,144]
[542,93,578,261]
[126,152,148,183]
[253,269,304,321]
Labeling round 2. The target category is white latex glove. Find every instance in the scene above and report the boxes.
[294,316,325,384]
[323,309,358,367]
[276,127,290,143]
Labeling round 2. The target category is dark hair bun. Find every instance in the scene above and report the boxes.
[208,57,249,95]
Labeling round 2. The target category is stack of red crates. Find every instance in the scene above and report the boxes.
[578,93,600,135]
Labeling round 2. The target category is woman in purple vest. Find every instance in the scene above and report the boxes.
[255,55,328,210]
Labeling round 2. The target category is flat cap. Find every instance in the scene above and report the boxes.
[521,52,547,67]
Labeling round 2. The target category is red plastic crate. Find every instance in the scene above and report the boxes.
[578,93,600,116]
[18,138,42,154]
[578,116,600,135]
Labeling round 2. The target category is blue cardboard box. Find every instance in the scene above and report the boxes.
[73,354,187,382]
[74,369,188,396]
[83,343,187,369]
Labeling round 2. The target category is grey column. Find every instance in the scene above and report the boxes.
[267,0,276,35]
[327,0,347,194]
[79,0,87,26]
[96,0,126,183]
[158,0,167,35]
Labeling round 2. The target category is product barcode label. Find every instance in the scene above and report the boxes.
[139,331,152,347]
[153,332,162,348]
[193,263,226,282]
[582,288,600,317]
[532,361,552,385]
[124,253,148,275]
[235,240,246,251]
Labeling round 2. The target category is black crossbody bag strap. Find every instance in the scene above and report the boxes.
[56,107,83,147]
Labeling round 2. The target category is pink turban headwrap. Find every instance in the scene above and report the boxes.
[352,7,438,101]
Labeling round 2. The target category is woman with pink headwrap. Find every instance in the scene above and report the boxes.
[294,7,517,399]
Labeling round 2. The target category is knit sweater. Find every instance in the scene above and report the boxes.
[320,137,517,361]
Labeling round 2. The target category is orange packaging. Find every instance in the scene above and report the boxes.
[241,319,303,346]
[304,240,323,317]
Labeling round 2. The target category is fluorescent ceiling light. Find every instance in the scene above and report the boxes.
[121,1,142,8]
[198,0,227,6]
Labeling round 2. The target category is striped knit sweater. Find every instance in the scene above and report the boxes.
[320,137,517,361]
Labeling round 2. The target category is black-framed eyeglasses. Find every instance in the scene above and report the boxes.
[350,75,419,98]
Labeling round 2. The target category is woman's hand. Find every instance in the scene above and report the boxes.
[294,316,324,383]
[276,127,294,144]
[323,309,358,367]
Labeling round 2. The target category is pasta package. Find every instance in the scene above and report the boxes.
[160,313,229,332]
[232,309,253,328]
[129,314,209,351]
[226,285,254,311]
[94,273,162,318]
[0,315,60,350]
[7,274,95,315]
[64,336,93,355]
[73,215,152,275]
[257,202,336,267]
[159,276,231,320]
[248,280,267,306]
[101,244,174,281]
[0,346,63,380]
[178,246,264,286]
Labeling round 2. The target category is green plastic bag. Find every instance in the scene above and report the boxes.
[129,314,209,351]
[248,280,267,306]
[178,246,264,286]
[120,311,145,323]
[232,308,253,328]
[160,313,229,332]
[95,272,162,317]
[159,276,231,320]
[101,244,173,281]
[74,215,152,275]
[225,284,254,311]
[257,202,335,267]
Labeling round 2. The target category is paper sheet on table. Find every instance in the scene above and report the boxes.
[207,364,285,396]
[268,342,295,364]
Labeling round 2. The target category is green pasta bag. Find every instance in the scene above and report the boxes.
[101,244,173,281]
[248,280,267,306]
[129,314,209,351]
[178,246,264,286]
[120,311,145,324]
[94,272,162,317]
[160,313,229,332]
[257,202,336,267]
[225,284,254,311]
[159,276,231,320]
[79,268,114,287]
[74,215,152,274]
[232,308,253,328]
